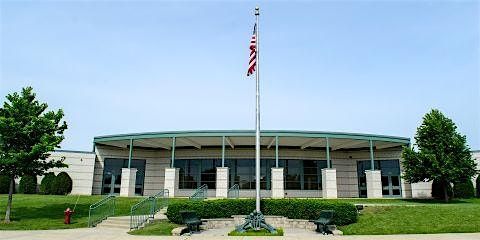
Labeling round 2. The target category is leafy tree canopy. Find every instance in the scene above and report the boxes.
[402,109,477,200]
[0,86,68,178]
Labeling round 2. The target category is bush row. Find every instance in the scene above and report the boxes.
[432,178,478,199]
[477,174,480,198]
[166,199,357,226]
[453,179,475,199]
[41,172,73,195]
[0,172,73,195]
[19,175,37,194]
[0,175,14,194]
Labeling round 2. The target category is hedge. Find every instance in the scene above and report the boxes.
[477,175,480,198]
[40,172,56,195]
[166,199,357,226]
[431,179,453,200]
[453,179,475,199]
[52,172,73,195]
[19,175,37,194]
[0,175,12,194]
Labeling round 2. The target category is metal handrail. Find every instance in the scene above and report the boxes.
[130,196,154,230]
[152,189,169,214]
[228,184,240,198]
[189,184,208,200]
[130,189,170,230]
[88,195,116,227]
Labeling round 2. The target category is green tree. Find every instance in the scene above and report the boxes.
[40,172,56,195]
[402,109,477,202]
[18,175,37,194]
[52,172,73,195]
[0,175,12,194]
[0,87,67,223]
[476,175,480,198]
[453,179,475,199]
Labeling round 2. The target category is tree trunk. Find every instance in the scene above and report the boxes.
[4,176,14,223]
[443,182,449,203]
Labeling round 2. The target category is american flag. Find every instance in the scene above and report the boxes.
[247,24,257,76]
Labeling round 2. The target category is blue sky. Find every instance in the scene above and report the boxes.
[1,1,479,151]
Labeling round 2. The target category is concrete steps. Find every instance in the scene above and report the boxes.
[95,207,168,231]
[96,216,130,230]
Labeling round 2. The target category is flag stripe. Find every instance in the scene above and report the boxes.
[247,24,257,76]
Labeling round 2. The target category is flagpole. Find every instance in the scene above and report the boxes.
[254,6,260,212]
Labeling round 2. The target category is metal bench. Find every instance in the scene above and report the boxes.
[180,210,205,233]
[309,210,334,235]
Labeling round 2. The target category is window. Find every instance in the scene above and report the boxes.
[174,159,221,189]
[224,159,275,190]
[175,158,328,191]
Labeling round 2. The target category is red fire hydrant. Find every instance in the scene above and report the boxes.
[64,208,74,224]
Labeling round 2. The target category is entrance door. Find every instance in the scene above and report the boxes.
[357,160,401,198]
[381,175,402,197]
[103,170,122,195]
[101,158,146,195]
[356,161,379,198]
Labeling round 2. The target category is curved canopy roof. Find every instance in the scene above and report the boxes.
[94,130,410,151]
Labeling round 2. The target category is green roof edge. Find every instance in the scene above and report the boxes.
[93,130,410,144]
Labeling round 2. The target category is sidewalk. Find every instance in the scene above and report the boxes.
[1,227,479,240]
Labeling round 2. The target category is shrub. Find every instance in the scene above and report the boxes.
[19,175,37,194]
[476,175,480,198]
[453,179,475,199]
[166,199,357,226]
[40,172,56,195]
[52,172,72,195]
[0,175,13,194]
[431,179,452,200]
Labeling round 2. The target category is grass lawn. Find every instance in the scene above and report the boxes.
[128,219,180,235]
[0,194,187,230]
[339,198,480,235]
[228,228,284,236]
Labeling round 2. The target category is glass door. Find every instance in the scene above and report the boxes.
[357,160,401,198]
[102,158,146,195]
[102,170,121,195]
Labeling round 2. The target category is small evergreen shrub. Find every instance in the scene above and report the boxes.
[431,179,452,200]
[166,199,357,226]
[453,179,475,199]
[52,172,72,195]
[476,175,480,198]
[19,175,37,194]
[0,175,13,194]
[40,172,56,195]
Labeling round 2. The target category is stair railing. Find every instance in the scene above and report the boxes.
[130,196,154,230]
[88,195,116,227]
[130,189,170,230]
[228,184,240,198]
[152,189,169,214]
[189,184,208,200]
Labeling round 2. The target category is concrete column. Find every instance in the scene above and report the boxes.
[120,168,137,197]
[216,167,229,198]
[164,168,179,198]
[321,168,338,198]
[365,170,382,198]
[271,168,284,198]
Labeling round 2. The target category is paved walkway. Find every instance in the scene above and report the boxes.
[1,228,479,240]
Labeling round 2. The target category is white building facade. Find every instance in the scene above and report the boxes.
[44,130,480,198]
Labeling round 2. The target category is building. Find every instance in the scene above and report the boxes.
[40,130,480,199]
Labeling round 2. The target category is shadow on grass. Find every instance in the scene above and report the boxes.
[401,199,471,204]
[3,203,93,223]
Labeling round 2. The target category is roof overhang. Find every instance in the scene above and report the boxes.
[93,130,410,151]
